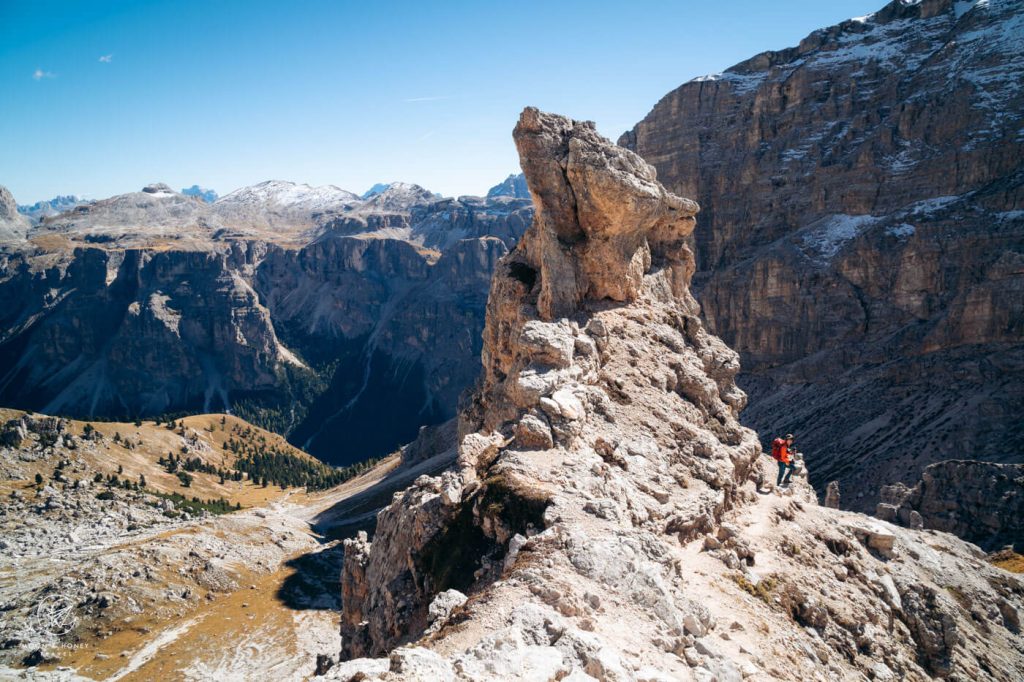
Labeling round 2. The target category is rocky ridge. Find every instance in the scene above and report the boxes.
[326,109,1024,681]
[16,195,91,225]
[620,0,1024,510]
[877,460,1024,552]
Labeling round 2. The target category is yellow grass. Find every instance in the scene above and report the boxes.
[990,550,1024,573]
[0,409,318,507]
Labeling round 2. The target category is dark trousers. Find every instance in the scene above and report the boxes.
[777,461,795,486]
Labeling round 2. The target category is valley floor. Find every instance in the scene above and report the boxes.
[0,411,456,682]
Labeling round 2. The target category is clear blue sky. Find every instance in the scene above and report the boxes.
[1,0,881,204]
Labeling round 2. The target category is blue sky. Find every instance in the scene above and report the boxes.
[1,0,881,203]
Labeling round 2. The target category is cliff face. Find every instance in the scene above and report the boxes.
[0,188,531,466]
[331,109,1024,682]
[877,460,1024,551]
[0,185,30,244]
[620,0,1024,510]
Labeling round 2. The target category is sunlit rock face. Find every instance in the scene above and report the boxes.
[331,107,1024,682]
[621,0,1024,510]
[0,185,31,243]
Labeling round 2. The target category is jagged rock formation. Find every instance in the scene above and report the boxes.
[824,480,841,509]
[332,108,1024,681]
[0,185,31,244]
[486,173,530,199]
[0,181,531,465]
[620,0,1024,510]
[877,460,1024,551]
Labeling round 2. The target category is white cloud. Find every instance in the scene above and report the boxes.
[99,54,113,63]
[32,68,56,80]
[404,95,450,103]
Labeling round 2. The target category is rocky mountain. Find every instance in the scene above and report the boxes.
[213,179,362,227]
[180,184,218,203]
[620,0,1024,511]
[0,186,31,244]
[325,108,1024,682]
[877,460,1024,551]
[362,183,392,199]
[0,177,532,467]
[486,173,530,199]
[16,194,91,224]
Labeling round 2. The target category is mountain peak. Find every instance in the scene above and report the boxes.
[486,173,530,199]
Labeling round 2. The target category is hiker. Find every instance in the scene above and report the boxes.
[771,433,796,488]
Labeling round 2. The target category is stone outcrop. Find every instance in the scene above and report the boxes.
[331,108,1024,681]
[338,106,760,663]
[0,185,30,244]
[877,460,1024,551]
[620,0,1024,510]
[0,184,531,465]
[824,480,841,509]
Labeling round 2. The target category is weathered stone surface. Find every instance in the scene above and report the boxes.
[0,185,31,244]
[876,460,1024,550]
[332,106,1024,681]
[824,480,841,509]
[337,108,758,667]
[620,0,1024,510]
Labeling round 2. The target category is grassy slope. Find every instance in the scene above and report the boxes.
[0,409,323,507]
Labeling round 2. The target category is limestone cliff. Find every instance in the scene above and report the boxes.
[620,0,1024,510]
[331,109,1024,682]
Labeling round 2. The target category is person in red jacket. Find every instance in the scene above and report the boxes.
[772,434,796,488]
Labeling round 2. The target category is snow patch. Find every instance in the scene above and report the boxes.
[216,180,362,212]
[904,195,963,216]
[689,70,767,94]
[802,214,880,263]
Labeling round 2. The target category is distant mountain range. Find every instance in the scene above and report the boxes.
[0,173,533,467]
[16,194,91,224]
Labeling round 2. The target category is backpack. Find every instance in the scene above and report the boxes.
[771,437,785,461]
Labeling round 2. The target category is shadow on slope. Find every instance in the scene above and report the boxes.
[276,442,458,610]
